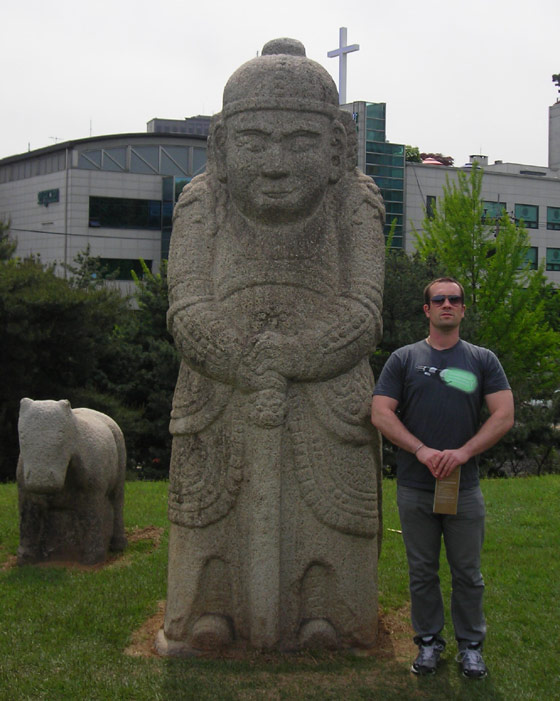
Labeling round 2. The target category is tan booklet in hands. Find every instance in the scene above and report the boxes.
[433,466,461,515]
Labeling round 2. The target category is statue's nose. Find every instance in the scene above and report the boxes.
[261,144,288,178]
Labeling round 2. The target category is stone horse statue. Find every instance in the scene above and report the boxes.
[16,398,127,565]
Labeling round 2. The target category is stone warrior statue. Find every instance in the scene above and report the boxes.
[156,38,385,656]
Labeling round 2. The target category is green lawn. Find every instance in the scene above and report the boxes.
[1,476,559,700]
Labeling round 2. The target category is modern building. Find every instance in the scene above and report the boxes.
[342,101,405,248]
[2,98,560,284]
[404,99,560,284]
[147,115,212,137]
[0,129,208,289]
[345,99,560,278]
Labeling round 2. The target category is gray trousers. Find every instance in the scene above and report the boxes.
[397,484,486,647]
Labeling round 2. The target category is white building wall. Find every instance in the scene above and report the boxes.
[1,171,68,263]
[405,163,560,285]
[65,170,163,270]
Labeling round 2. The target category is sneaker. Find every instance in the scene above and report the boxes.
[411,635,446,675]
[456,644,488,679]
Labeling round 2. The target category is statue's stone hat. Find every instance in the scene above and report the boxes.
[222,38,340,117]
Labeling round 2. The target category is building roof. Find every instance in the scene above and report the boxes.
[0,131,208,165]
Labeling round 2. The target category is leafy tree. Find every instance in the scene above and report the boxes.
[413,164,560,474]
[0,220,16,261]
[0,257,125,481]
[420,152,454,166]
[94,260,179,479]
[405,145,422,163]
[371,248,443,378]
[62,244,118,289]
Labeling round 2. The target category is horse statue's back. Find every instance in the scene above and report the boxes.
[16,398,127,565]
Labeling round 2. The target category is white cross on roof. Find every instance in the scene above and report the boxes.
[327,27,359,105]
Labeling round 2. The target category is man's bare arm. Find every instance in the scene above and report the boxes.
[371,395,442,475]
[434,389,514,478]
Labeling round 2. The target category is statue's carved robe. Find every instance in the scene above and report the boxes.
[164,169,385,650]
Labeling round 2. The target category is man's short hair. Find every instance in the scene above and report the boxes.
[423,277,465,306]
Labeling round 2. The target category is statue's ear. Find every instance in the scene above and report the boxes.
[329,120,347,183]
[211,120,228,183]
[20,397,32,413]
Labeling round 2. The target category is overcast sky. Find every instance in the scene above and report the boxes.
[2,0,559,166]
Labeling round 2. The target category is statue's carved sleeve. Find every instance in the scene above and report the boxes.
[167,178,244,386]
[310,176,385,377]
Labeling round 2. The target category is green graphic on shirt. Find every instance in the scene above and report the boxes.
[416,365,478,394]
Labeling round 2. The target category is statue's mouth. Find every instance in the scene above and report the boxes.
[262,189,293,199]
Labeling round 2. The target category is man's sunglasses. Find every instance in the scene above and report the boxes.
[430,295,463,306]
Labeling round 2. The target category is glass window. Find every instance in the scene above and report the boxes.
[367,174,403,189]
[523,247,538,270]
[161,146,189,175]
[99,258,153,281]
[426,195,436,219]
[366,119,385,134]
[546,248,560,271]
[366,103,385,120]
[483,201,507,221]
[79,150,101,170]
[89,196,161,229]
[381,189,403,203]
[193,148,207,175]
[366,130,386,143]
[102,148,126,172]
[514,203,538,229]
[175,177,191,200]
[386,202,403,215]
[547,207,560,230]
[365,142,404,156]
[368,165,404,179]
[131,146,159,174]
[162,175,174,203]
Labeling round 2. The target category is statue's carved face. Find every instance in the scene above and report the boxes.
[220,110,342,224]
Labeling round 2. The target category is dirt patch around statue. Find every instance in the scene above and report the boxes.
[124,602,416,663]
[1,525,163,571]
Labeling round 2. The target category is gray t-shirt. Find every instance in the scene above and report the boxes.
[373,338,510,491]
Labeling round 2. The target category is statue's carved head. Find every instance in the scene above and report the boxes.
[209,39,353,225]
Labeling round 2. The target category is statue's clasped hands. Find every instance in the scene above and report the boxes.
[238,332,299,428]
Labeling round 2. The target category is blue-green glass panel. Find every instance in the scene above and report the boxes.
[483,201,507,220]
[546,248,560,271]
[515,203,538,229]
[381,189,404,203]
[366,103,385,119]
[386,202,403,215]
[175,177,191,201]
[547,206,560,230]
[366,142,405,156]
[522,247,538,270]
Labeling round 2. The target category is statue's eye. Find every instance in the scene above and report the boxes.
[286,133,320,152]
[236,133,267,153]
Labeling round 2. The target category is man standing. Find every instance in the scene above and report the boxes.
[371,277,514,678]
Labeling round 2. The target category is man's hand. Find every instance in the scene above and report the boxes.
[431,447,470,479]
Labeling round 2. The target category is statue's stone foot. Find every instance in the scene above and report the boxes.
[155,628,198,658]
[191,614,233,651]
[298,618,338,650]
[155,615,234,658]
